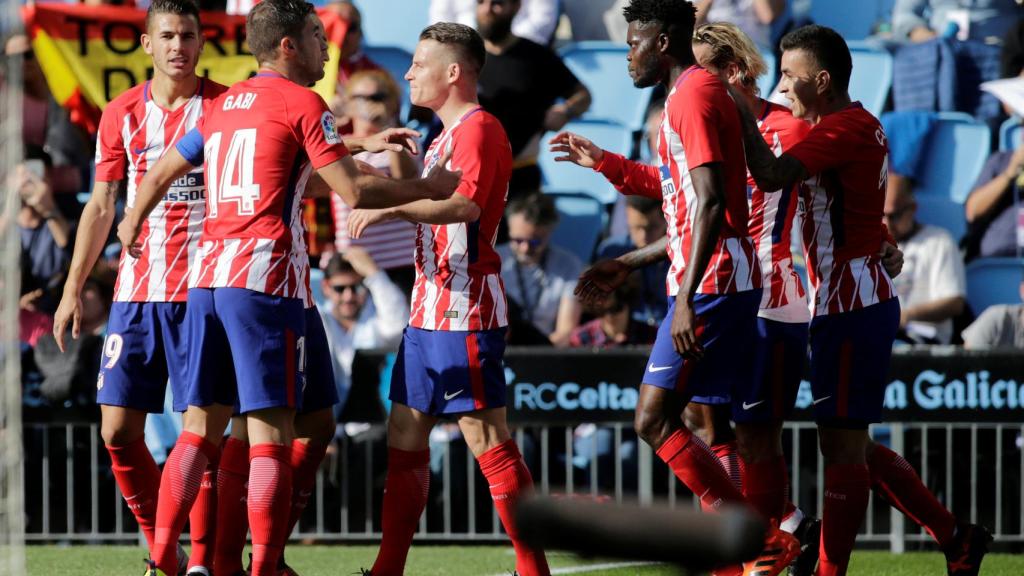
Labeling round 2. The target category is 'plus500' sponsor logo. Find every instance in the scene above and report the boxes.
[513,382,638,412]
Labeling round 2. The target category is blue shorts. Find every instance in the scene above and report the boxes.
[96,302,189,413]
[731,318,808,423]
[642,290,761,402]
[808,298,900,427]
[390,326,507,416]
[185,287,306,414]
[301,307,339,414]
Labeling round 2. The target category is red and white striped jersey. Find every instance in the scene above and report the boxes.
[786,102,896,317]
[410,107,511,331]
[747,100,811,323]
[183,72,350,300]
[95,79,228,303]
[594,67,759,297]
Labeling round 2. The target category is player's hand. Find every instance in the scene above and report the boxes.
[363,127,421,156]
[543,103,572,132]
[117,211,144,259]
[548,131,604,169]
[575,258,631,307]
[19,288,44,312]
[423,148,461,201]
[348,208,393,239]
[342,246,380,277]
[53,290,83,353]
[879,241,904,278]
[670,299,703,359]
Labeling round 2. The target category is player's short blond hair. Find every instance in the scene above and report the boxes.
[692,22,767,94]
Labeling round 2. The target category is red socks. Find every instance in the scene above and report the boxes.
[187,457,219,571]
[214,437,250,576]
[817,464,870,576]
[371,447,430,576]
[711,441,743,491]
[742,456,788,524]
[868,444,956,547]
[655,429,745,510]
[248,443,292,576]
[285,439,329,538]
[106,437,161,550]
[153,431,220,575]
[477,440,550,576]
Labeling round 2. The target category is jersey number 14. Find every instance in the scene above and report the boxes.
[205,128,261,218]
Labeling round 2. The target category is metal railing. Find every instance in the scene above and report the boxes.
[22,421,1024,551]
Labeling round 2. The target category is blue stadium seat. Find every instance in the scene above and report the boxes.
[965,257,1024,315]
[548,192,607,264]
[310,267,326,308]
[809,0,892,41]
[999,116,1022,152]
[354,0,429,54]
[362,45,413,122]
[915,112,991,203]
[539,120,636,204]
[559,42,655,130]
[758,50,777,100]
[915,195,966,241]
[847,42,893,116]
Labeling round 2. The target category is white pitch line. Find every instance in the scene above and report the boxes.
[490,561,661,576]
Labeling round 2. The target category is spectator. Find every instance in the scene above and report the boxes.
[17,148,71,346]
[323,0,384,124]
[885,174,966,344]
[497,192,583,347]
[962,281,1024,348]
[329,70,419,294]
[476,0,591,196]
[695,0,786,49]
[569,275,657,348]
[319,249,407,416]
[4,34,89,204]
[892,0,1023,44]
[430,0,562,46]
[964,139,1024,260]
[596,195,669,327]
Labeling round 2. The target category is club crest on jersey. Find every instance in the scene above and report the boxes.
[321,111,341,145]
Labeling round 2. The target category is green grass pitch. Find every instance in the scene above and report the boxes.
[24,544,1024,575]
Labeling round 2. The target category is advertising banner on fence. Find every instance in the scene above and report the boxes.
[23,4,347,133]
[351,348,1024,423]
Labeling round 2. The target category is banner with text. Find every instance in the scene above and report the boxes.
[24,4,347,133]
[351,348,1024,423]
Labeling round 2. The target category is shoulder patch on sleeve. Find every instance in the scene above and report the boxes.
[321,111,341,145]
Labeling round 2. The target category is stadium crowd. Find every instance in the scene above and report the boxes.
[7,0,1024,575]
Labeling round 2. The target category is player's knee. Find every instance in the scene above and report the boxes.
[633,409,670,448]
[100,420,144,447]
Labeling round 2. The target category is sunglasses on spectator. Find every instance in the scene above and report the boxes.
[351,91,390,103]
[331,282,366,295]
[509,237,545,248]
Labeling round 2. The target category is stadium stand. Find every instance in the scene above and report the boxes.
[998,116,1022,151]
[848,41,894,116]
[915,112,991,203]
[353,0,429,54]
[310,266,327,308]
[539,119,636,204]
[559,41,655,130]
[964,257,1024,315]
[758,49,777,99]
[548,192,607,264]
[808,0,894,41]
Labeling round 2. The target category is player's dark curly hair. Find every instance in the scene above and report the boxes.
[780,25,852,94]
[247,0,316,64]
[146,0,201,31]
[622,0,697,50]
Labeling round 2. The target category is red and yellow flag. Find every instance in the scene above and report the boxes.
[24,4,347,134]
